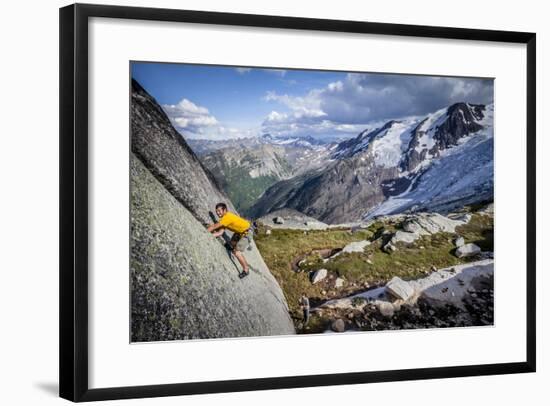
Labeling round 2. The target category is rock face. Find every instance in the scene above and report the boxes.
[131,79,233,226]
[130,79,295,341]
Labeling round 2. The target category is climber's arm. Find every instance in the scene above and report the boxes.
[207,222,226,238]
[207,222,222,233]
[211,228,225,238]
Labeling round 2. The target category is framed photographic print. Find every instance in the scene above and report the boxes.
[59,3,536,402]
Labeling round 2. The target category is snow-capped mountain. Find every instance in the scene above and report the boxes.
[248,102,494,223]
[367,103,493,219]
[187,133,336,156]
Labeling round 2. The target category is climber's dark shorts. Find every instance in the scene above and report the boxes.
[229,229,252,252]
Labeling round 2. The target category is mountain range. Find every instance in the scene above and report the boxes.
[188,102,494,223]
[190,134,335,213]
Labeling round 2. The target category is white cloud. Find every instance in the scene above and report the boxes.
[261,73,493,138]
[235,67,252,74]
[264,90,324,117]
[265,69,287,77]
[162,98,219,135]
[162,98,261,140]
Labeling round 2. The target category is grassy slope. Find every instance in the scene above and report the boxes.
[255,211,493,331]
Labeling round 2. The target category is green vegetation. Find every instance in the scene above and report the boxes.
[456,213,494,251]
[254,212,494,332]
[352,297,367,307]
[211,162,280,214]
[254,226,373,323]
[205,152,292,215]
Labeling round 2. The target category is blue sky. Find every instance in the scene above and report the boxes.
[131,62,493,141]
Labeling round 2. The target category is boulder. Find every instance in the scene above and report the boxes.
[403,213,466,236]
[383,242,397,253]
[257,209,328,230]
[342,240,371,253]
[335,278,345,288]
[331,319,345,332]
[311,268,328,284]
[402,219,427,235]
[454,236,465,247]
[452,213,472,223]
[391,230,419,244]
[385,277,416,301]
[377,302,395,317]
[455,243,481,258]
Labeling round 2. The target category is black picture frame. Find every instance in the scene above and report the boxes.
[59,3,536,402]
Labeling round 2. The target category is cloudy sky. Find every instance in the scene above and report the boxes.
[131,62,493,141]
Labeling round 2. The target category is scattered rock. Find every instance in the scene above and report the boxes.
[257,209,329,230]
[331,318,345,332]
[454,236,465,247]
[449,213,472,223]
[311,269,328,284]
[342,240,371,253]
[366,259,373,264]
[335,278,345,288]
[402,219,425,234]
[265,229,272,235]
[386,277,415,301]
[391,230,418,244]
[383,242,397,253]
[455,243,481,258]
[477,203,494,216]
[377,302,395,317]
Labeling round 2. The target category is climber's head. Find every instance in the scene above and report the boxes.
[215,202,228,218]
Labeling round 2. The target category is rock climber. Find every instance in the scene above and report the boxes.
[207,202,253,279]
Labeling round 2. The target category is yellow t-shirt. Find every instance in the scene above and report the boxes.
[219,212,250,234]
